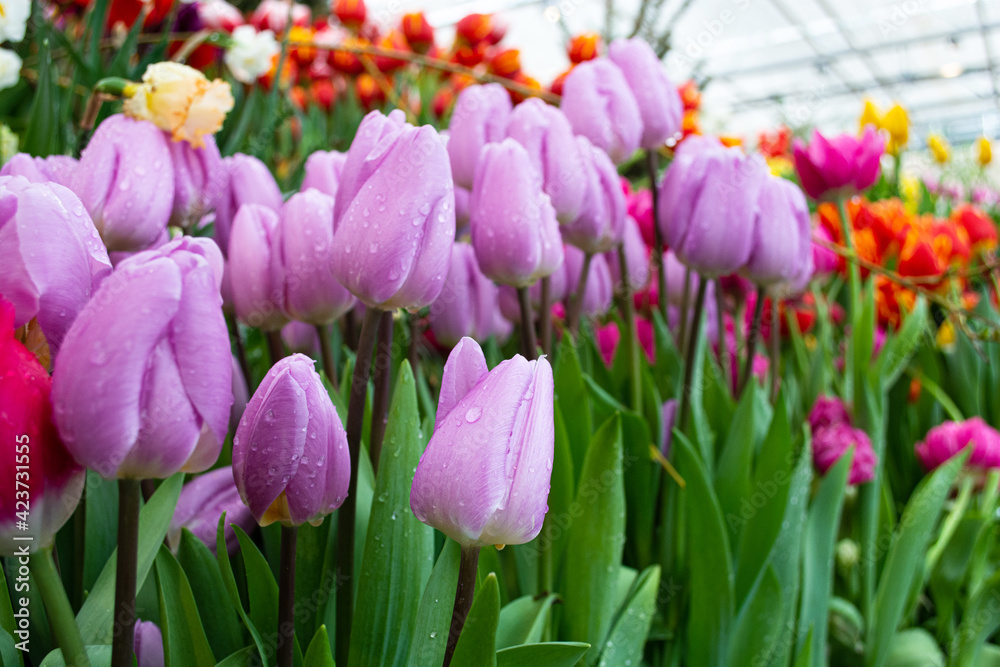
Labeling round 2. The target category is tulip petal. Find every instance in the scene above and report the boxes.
[436,337,489,430]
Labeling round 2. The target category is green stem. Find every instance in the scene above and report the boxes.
[715,280,730,398]
[565,252,593,336]
[31,548,91,667]
[739,288,766,398]
[368,310,394,473]
[443,546,480,667]
[266,330,284,365]
[335,306,383,667]
[678,279,708,433]
[769,293,780,402]
[618,244,643,413]
[677,268,692,353]
[647,151,668,325]
[316,323,338,392]
[539,277,552,357]
[111,479,141,667]
[837,196,861,398]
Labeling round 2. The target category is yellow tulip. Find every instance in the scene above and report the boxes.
[927,134,950,164]
[859,99,881,132]
[123,62,234,148]
[881,103,909,155]
[977,136,992,167]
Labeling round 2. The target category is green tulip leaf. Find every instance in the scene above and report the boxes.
[495,642,591,667]
[495,594,557,650]
[728,566,783,666]
[407,540,461,667]
[349,361,434,666]
[39,645,112,666]
[215,646,258,666]
[554,333,592,479]
[304,625,335,667]
[77,473,183,645]
[154,546,216,666]
[597,565,660,667]
[451,573,500,667]
[216,514,270,667]
[559,414,625,666]
[177,529,245,661]
[886,628,944,667]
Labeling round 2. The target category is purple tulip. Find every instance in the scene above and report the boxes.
[134,621,165,667]
[0,176,112,356]
[564,245,614,317]
[561,136,627,253]
[743,175,813,286]
[808,395,851,432]
[70,114,174,252]
[169,133,225,229]
[52,237,232,479]
[281,320,319,355]
[658,135,768,278]
[168,467,256,556]
[277,189,355,324]
[447,84,512,189]
[1,153,78,187]
[232,354,351,526]
[606,214,650,292]
[915,418,1000,472]
[660,250,703,306]
[505,98,587,223]
[470,139,563,287]
[229,204,287,331]
[607,38,683,149]
[560,59,642,164]
[332,110,456,309]
[301,149,347,199]
[812,423,877,485]
[792,127,885,201]
[410,338,553,547]
[428,242,511,346]
[214,154,284,258]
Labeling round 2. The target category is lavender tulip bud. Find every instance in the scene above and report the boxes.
[133,621,165,667]
[561,59,642,164]
[277,189,355,324]
[428,242,511,346]
[410,338,553,547]
[232,354,351,526]
[170,133,225,229]
[564,245,614,317]
[470,139,563,287]
[229,203,288,331]
[447,84,512,189]
[214,153,283,258]
[332,110,455,309]
[70,114,174,252]
[561,137,627,253]
[0,176,112,356]
[505,98,587,223]
[742,175,813,286]
[168,467,257,555]
[607,38,683,149]
[658,136,768,278]
[281,320,319,355]
[301,149,347,199]
[1,153,78,187]
[52,237,233,479]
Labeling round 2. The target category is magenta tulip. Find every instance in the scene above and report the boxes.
[812,423,877,485]
[792,127,885,201]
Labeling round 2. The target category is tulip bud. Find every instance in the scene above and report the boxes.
[0,176,113,356]
[301,149,347,200]
[607,38,683,149]
[169,133,225,229]
[606,214,651,292]
[470,139,563,287]
[504,98,587,223]
[658,135,768,278]
[229,203,288,331]
[214,154,284,258]
[563,245,614,317]
[1,299,85,555]
[168,467,256,555]
[332,110,455,309]
[792,127,884,201]
[133,621,165,667]
[1,153,78,187]
[447,84,512,189]
[232,354,351,526]
[276,189,355,325]
[743,175,812,286]
[71,114,174,252]
[560,59,641,164]
[52,237,233,479]
[410,338,553,547]
[428,242,511,346]
[401,11,434,53]
[562,137,627,253]
[281,320,319,355]
[808,395,851,432]
[812,423,877,485]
